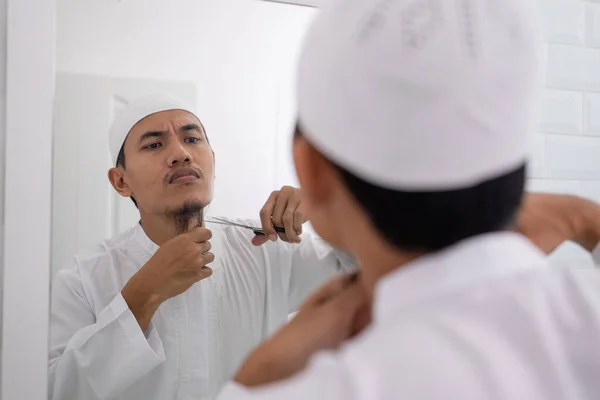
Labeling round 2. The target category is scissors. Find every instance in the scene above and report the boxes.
[204,216,286,236]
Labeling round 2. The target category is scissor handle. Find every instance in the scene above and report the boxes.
[253,226,286,236]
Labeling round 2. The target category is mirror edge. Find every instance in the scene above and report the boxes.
[1,0,55,398]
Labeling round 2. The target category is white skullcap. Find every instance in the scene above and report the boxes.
[109,94,199,166]
[297,0,543,191]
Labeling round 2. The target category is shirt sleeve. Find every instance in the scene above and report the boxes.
[286,234,357,312]
[217,354,356,400]
[48,261,166,400]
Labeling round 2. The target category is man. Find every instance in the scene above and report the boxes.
[48,95,355,400]
[217,0,600,398]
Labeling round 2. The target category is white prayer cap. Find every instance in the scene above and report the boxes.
[109,94,199,166]
[297,0,543,191]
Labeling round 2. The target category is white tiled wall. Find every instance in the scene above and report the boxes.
[529,0,600,266]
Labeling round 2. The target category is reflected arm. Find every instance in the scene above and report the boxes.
[48,260,166,400]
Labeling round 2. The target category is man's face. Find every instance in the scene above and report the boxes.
[292,131,345,249]
[111,109,215,215]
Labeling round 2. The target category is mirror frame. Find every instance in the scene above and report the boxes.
[1,0,55,398]
[261,0,324,8]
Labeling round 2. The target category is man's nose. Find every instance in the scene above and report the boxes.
[167,138,193,166]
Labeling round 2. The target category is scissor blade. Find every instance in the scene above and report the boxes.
[204,220,237,228]
[209,216,233,224]
[205,218,256,230]
[206,217,286,234]
[205,219,266,236]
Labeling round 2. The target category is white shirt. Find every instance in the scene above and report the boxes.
[219,232,600,400]
[49,220,355,400]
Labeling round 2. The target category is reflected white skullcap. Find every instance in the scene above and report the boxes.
[297,0,543,190]
[109,94,199,166]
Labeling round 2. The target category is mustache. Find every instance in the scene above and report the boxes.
[164,166,203,184]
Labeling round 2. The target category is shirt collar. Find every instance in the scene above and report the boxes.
[374,232,548,321]
[133,222,160,256]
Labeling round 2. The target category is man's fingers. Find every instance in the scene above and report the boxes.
[350,302,372,339]
[198,251,215,266]
[293,209,304,236]
[195,266,213,281]
[282,197,302,243]
[205,252,216,264]
[334,281,367,308]
[271,193,289,229]
[180,266,213,282]
[329,282,370,334]
[259,191,279,240]
[251,235,270,247]
[196,240,211,254]
[188,227,213,243]
[337,281,372,338]
[258,187,305,244]
[277,231,291,243]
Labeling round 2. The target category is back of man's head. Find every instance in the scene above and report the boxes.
[296,0,543,251]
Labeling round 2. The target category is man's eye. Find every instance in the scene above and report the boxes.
[185,137,201,144]
[145,143,162,150]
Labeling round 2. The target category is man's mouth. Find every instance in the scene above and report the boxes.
[168,167,202,184]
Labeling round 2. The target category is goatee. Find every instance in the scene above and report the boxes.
[167,201,205,234]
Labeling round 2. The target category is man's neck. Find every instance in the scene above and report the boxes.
[359,252,420,301]
[346,229,423,303]
[139,212,204,246]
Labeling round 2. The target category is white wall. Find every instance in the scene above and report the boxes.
[528,0,600,266]
[56,0,317,219]
[2,0,54,398]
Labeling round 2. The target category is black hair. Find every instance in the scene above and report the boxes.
[335,163,524,252]
[168,200,204,234]
[295,125,525,252]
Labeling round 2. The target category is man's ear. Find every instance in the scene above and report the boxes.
[293,136,337,206]
[108,167,134,198]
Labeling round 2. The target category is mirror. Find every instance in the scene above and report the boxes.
[47,1,358,399]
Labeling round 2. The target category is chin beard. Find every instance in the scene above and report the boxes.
[166,201,205,235]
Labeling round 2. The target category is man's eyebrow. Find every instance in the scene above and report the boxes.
[139,130,167,143]
[179,123,204,133]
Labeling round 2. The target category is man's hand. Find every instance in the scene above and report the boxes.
[516,193,600,254]
[234,274,371,387]
[253,186,308,246]
[122,227,215,331]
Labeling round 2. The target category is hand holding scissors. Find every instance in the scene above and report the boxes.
[206,186,307,247]
[257,186,307,246]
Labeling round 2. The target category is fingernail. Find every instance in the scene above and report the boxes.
[269,234,278,242]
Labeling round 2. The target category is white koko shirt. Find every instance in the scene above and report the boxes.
[49,220,355,400]
[220,232,600,400]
